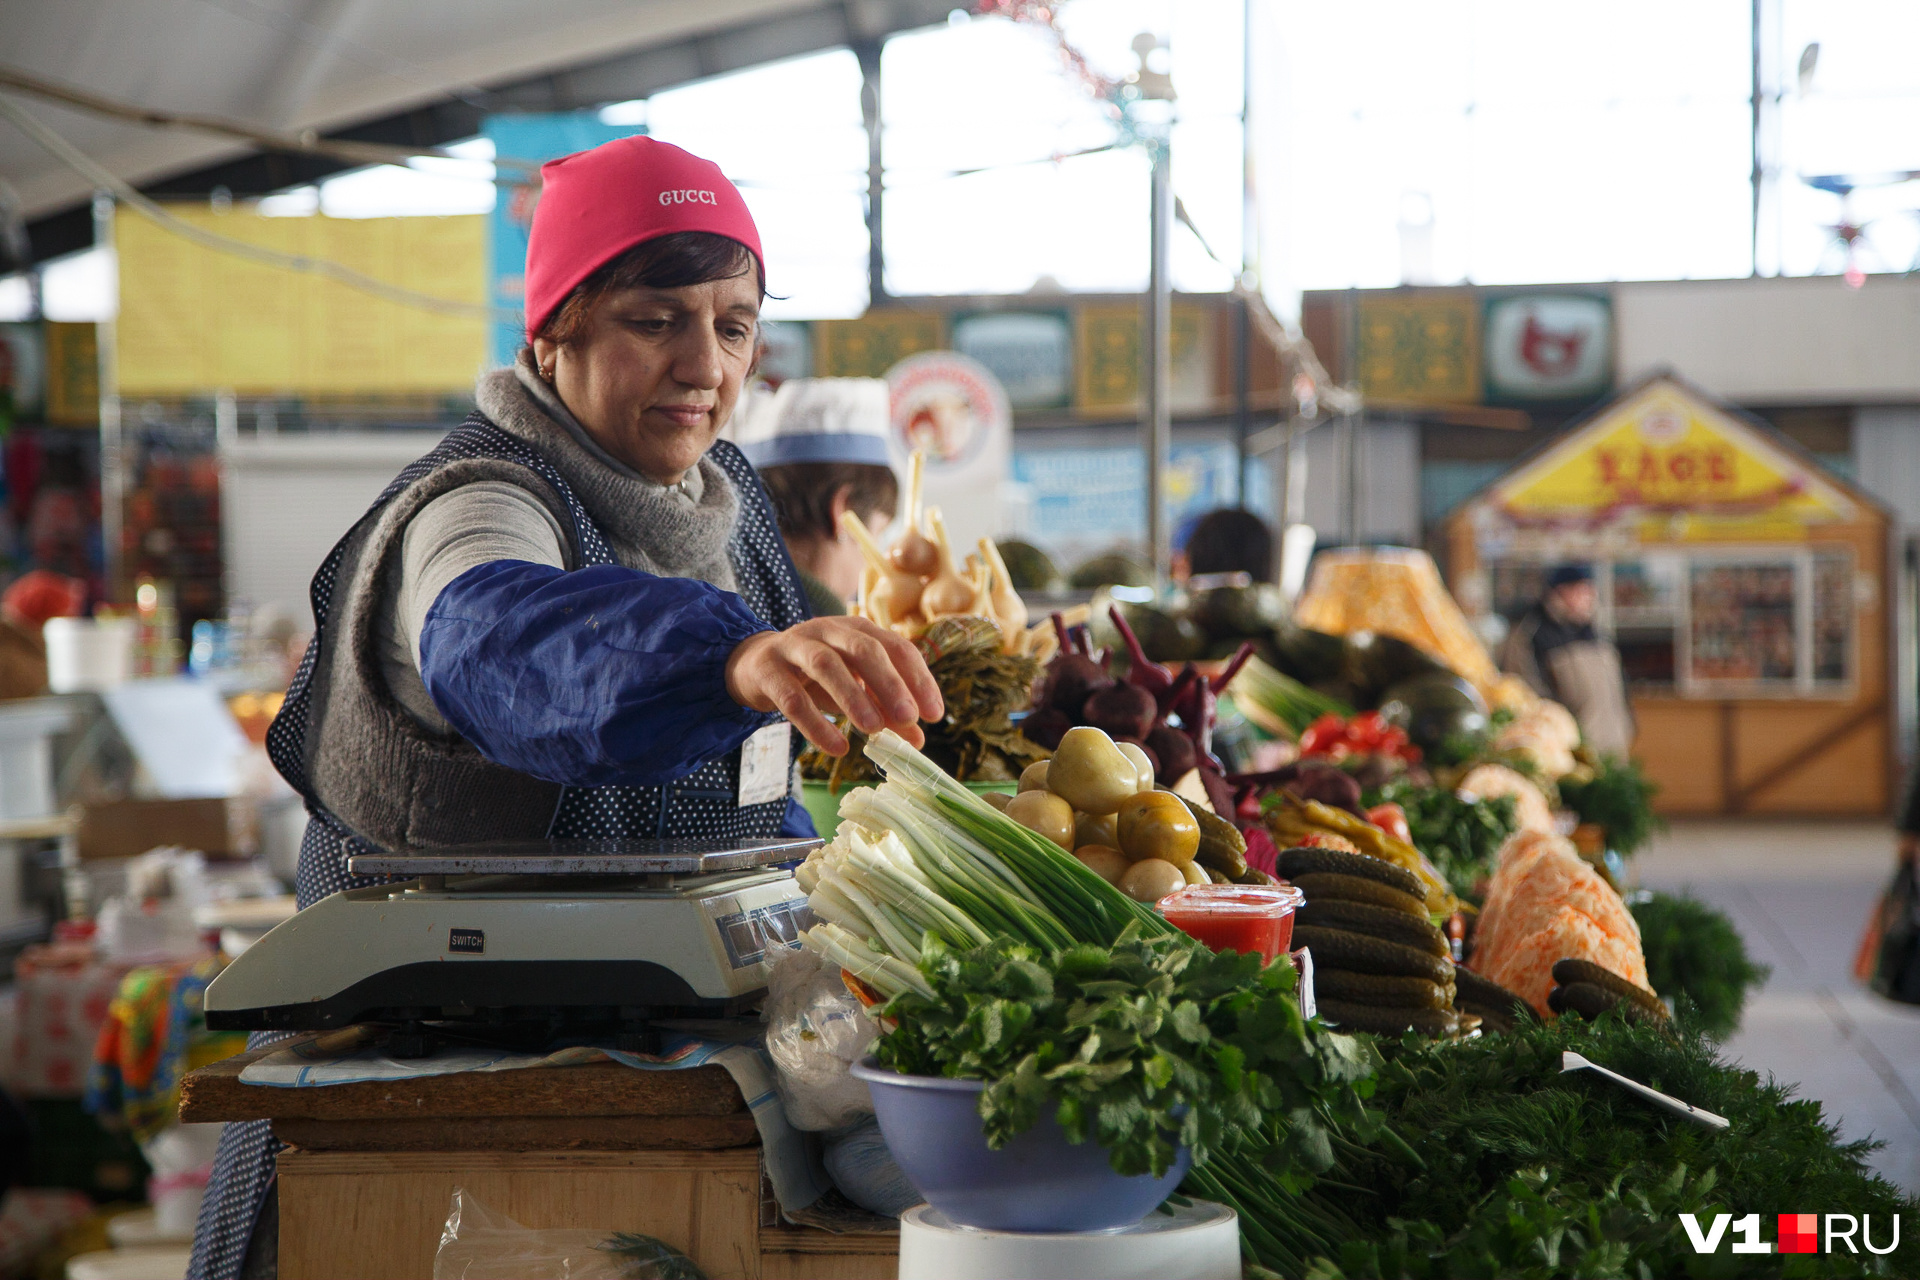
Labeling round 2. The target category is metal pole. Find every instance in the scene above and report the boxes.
[93,191,124,600]
[1241,0,1258,289]
[1277,416,1299,530]
[1750,0,1763,276]
[855,39,887,306]
[1144,137,1174,585]
[1341,412,1359,547]
[1234,296,1250,503]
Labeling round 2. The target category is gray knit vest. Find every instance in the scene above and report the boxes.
[267,417,810,852]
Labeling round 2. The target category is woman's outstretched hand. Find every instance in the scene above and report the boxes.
[725,617,943,756]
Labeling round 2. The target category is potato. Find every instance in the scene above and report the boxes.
[1073,845,1130,886]
[1018,760,1052,794]
[1180,859,1209,886]
[1116,791,1201,867]
[982,790,1014,812]
[1047,727,1138,816]
[1115,741,1157,794]
[1120,857,1187,904]
[1006,790,1075,850]
[1074,810,1118,849]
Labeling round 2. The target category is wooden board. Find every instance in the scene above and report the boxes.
[276,1149,900,1280]
[180,1036,746,1126]
[760,1221,898,1276]
[273,1112,760,1152]
[279,1150,764,1280]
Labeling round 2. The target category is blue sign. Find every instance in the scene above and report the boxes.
[483,114,647,368]
[1011,441,1273,561]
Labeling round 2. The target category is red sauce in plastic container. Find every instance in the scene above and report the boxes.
[1156,883,1306,963]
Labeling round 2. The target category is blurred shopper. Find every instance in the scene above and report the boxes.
[732,379,899,617]
[1859,758,1920,1003]
[1182,507,1275,582]
[1498,563,1634,756]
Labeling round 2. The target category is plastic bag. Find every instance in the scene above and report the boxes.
[823,1117,921,1217]
[434,1188,704,1279]
[763,947,878,1131]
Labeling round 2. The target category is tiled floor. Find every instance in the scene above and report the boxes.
[1636,819,1920,1193]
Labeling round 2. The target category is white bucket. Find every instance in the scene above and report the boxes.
[43,616,135,692]
[898,1198,1241,1280]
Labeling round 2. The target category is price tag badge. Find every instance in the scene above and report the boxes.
[738,721,792,807]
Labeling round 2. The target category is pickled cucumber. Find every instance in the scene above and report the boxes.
[1550,958,1667,1018]
[1273,846,1425,900]
[1298,899,1451,957]
[1316,998,1459,1037]
[1294,925,1454,984]
[1174,795,1252,881]
[1313,969,1454,1011]
[1453,966,1531,1026]
[1289,872,1428,919]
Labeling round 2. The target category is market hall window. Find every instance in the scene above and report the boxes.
[1680,549,1855,697]
[1486,549,1853,697]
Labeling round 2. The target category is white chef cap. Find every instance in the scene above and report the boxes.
[731,378,893,468]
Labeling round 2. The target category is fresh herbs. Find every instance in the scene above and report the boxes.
[875,930,1373,1181]
[1558,755,1663,858]
[1631,891,1770,1039]
[1312,1012,1919,1279]
[802,616,1045,788]
[1362,782,1518,904]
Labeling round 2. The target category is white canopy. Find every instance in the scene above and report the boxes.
[2,0,942,223]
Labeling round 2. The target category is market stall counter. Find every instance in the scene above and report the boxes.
[178,1032,898,1280]
[1446,373,1894,816]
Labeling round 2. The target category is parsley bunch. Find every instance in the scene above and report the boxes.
[874,928,1378,1181]
[1364,782,1518,903]
[1631,891,1769,1039]
[1313,1011,1919,1278]
[1559,755,1663,858]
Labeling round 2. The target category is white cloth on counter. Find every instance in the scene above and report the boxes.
[239,1024,830,1213]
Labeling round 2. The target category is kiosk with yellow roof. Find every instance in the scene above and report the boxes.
[1445,372,1892,816]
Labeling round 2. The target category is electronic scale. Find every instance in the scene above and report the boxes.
[203,837,820,1051]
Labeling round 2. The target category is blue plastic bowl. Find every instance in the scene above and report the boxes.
[850,1057,1190,1233]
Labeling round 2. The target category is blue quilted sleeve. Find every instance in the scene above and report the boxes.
[417,560,779,787]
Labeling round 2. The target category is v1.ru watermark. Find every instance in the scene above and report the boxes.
[1681,1213,1900,1255]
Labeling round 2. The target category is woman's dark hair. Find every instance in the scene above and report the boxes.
[1185,507,1275,581]
[758,462,899,543]
[537,231,764,345]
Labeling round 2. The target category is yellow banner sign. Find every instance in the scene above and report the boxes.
[115,206,486,396]
[1489,376,1853,533]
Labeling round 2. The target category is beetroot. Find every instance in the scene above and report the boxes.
[1146,723,1197,784]
[1283,764,1363,815]
[1196,763,1236,820]
[1043,653,1114,719]
[1021,707,1073,750]
[1082,683,1156,741]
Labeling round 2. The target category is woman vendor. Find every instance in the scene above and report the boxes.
[188,136,942,1280]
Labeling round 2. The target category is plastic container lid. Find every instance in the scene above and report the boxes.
[1156,883,1304,917]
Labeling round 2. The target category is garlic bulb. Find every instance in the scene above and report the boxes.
[919,507,976,619]
[978,538,1029,640]
[888,450,940,576]
[841,509,922,620]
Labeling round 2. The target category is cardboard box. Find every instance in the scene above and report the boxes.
[78,797,253,861]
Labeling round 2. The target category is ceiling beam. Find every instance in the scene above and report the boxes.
[13,0,952,272]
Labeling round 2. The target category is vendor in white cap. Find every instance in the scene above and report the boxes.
[733,378,900,618]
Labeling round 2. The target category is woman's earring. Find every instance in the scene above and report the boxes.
[539,363,555,382]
